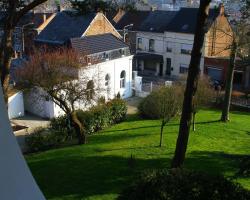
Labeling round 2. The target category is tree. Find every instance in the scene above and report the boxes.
[171,0,212,168]
[192,76,215,131]
[220,1,250,122]
[17,48,101,144]
[0,0,48,104]
[158,86,182,147]
[70,0,116,14]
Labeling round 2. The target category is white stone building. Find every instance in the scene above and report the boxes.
[24,34,133,119]
[23,11,134,119]
[114,5,230,80]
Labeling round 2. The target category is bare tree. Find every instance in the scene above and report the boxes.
[171,0,212,168]
[220,16,250,122]
[17,48,101,144]
[158,85,183,147]
[0,0,48,104]
[192,76,215,131]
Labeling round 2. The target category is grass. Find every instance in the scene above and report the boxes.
[26,109,250,200]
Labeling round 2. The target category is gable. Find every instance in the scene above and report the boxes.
[83,13,121,39]
[35,11,96,45]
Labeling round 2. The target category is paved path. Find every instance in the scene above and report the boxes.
[125,97,142,115]
[11,114,50,152]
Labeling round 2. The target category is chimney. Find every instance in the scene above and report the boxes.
[219,3,225,15]
[43,13,47,23]
[57,4,61,12]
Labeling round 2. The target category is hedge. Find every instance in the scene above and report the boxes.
[118,168,250,200]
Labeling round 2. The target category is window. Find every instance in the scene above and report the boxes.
[120,70,126,88]
[119,49,125,56]
[179,64,189,74]
[166,42,173,52]
[137,38,142,50]
[181,44,192,55]
[166,58,171,75]
[102,52,109,60]
[86,80,94,101]
[105,74,111,86]
[149,39,155,52]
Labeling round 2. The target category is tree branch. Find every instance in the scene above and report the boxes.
[15,0,49,24]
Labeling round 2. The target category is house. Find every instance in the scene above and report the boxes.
[114,4,233,81]
[24,11,134,119]
[35,11,121,46]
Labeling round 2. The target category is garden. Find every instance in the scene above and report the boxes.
[26,108,250,200]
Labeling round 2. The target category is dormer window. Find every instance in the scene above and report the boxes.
[119,49,125,56]
[101,52,109,60]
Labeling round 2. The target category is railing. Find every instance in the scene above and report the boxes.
[231,97,250,107]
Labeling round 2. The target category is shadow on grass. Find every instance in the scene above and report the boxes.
[29,155,170,200]
[186,151,248,177]
[101,119,220,134]
[28,150,249,200]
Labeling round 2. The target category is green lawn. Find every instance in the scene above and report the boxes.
[26,109,250,200]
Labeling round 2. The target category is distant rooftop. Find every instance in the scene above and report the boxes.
[115,7,221,34]
[35,11,96,45]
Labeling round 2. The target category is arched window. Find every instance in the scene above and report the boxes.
[86,80,94,101]
[105,74,111,86]
[120,70,126,88]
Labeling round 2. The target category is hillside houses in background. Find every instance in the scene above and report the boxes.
[113,4,249,90]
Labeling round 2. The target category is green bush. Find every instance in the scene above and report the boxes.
[25,127,66,153]
[238,156,250,177]
[138,91,162,119]
[118,169,250,200]
[77,98,127,134]
[77,110,97,134]
[50,115,69,135]
[108,98,127,123]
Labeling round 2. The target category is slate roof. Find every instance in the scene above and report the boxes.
[35,11,96,45]
[166,7,220,34]
[139,11,178,33]
[71,33,128,55]
[115,11,150,31]
[115,7,221,34]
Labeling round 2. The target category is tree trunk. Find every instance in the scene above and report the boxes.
[0,29,14,104]
[70,111,87,144]
[171,0,211,168]
[192,112,196,131]
[159,120,164,147]
[221,41,237,122]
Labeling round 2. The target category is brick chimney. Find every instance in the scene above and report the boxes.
[113,9,126,24]
[219,3,225,15]
[43,13,47,23]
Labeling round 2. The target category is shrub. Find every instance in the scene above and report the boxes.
[25,127,66,153]
[238,156,250,177]
[108,98,127,123]
[118,169,250,200]
[50,115,69,135]
[138,91,162,119]
[77,110,96,134]
[77,98,127,134]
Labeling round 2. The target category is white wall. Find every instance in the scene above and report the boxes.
[136,31,205,77]
[25,55,133,119]
[24,88,55,119]
[8,92,24,119]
